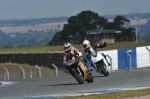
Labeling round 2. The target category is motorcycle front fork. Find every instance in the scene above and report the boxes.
[77,67,82,76]
[92,63,103,73]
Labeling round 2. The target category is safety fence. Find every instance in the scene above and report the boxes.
[0,53,64,68]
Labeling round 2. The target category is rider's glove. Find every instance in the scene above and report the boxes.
[63,61,67,65]
[95,44,99,47]
[104,42,107,46]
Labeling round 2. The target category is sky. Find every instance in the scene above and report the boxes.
[0,0,150,20]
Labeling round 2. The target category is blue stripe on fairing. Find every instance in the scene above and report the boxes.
[118,48,137,70]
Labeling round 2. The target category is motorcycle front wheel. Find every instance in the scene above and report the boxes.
[72,68,84,84]
[98,61,109,77]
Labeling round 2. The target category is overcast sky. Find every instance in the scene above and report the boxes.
[0,0,150,20]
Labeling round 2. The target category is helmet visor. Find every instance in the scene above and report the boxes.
[83,45,86,48]
[64,46,71,52]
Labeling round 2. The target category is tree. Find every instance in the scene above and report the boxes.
[104,15,135,41]
[50,10,108,44]
[105,15,130,30]
[48,32,61,45]
[50,11,136,45]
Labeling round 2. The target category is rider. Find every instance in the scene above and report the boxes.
[63,42,92,71]
[82,39,107,68]
[63,42,82,61]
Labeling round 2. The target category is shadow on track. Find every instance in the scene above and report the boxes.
[44,82,85,86]
[93,75,105,78]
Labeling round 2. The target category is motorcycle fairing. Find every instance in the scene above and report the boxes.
[78,60,88,80]
[91,52,104,65]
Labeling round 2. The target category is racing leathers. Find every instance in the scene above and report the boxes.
[63,47,92,71]
[84,42,107,67]
[63,47,82,62]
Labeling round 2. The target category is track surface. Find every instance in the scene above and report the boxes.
[0,69,150,99]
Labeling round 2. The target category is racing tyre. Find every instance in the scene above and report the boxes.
[98,61,109,77]
[72,69,84,84]
[86,73,94,83]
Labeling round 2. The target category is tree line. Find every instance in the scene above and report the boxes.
[0,17,68,27]
[49,10,135,45]
[0,29,59,48]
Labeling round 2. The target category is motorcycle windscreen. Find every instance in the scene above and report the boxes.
[89,47,97,57]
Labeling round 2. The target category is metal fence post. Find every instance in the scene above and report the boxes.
[52,63,58,76]
[4,67,9,80]
[106,54,112,72]
[146,47,150,67]
[4,71,6,80]
[19,66,25,79]
[30,69,32,78]
[125,50,132,71]
[35,65,42,78]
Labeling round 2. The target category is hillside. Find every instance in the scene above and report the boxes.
[0,19,148,33]
[0,22,67,33]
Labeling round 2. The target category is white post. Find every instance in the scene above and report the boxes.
[19,66,25,79]
[125,50,132,71]
[146,47,150,67]
[52,63,58,76]
[135,23,137,42]
[135,17,139,42]
[35,65,42,78]
[4,67,9,80]
[30,69,33,78]
[4,71,6,80]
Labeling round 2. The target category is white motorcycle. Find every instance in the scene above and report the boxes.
[89,47,110,76]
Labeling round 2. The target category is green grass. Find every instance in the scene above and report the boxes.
[0,42,150,54]
[0,46,63,54]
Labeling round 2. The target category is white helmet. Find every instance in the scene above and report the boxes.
[82,40,91,49]
[64,42,72,52]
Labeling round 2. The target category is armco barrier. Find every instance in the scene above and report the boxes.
[0,54,9,63]
[44,53,53,67]
[26,53,36,66]
[16,54,26,64]
[35,53,45,66]
[118,48,137,70]
[8,54,17,63]
[0,53,64,68]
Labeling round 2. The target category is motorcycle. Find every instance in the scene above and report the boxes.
[89,47,110,77]
[63,56,94,84]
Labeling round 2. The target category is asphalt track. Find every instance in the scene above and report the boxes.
[0,68,150,99]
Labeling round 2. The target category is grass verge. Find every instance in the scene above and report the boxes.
[56,88,150,99]
[0,42,150,54]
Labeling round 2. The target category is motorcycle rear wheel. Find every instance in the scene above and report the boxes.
[86,73,94,83]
